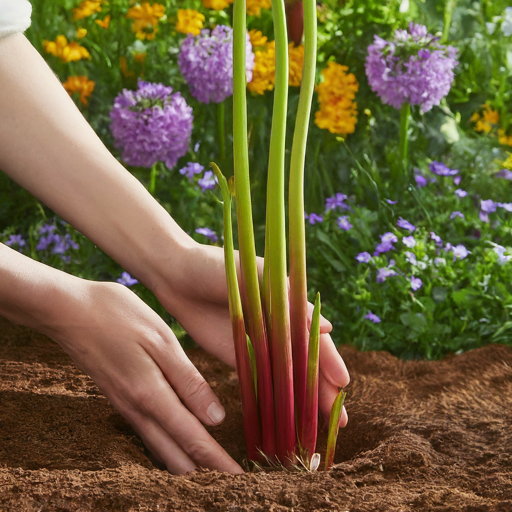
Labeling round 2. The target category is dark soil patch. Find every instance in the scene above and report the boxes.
[1,316,512,511]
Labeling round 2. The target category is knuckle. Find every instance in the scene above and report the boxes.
[186,438,211,462]
[183,374,211,404]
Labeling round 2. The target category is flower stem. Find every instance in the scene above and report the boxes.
[289,0,316,451]
[266,0,296,465]
[233,0,276,459]
[325,388,347,471]
[217,101,226,162]
[398,102,411,180]
[441,0,457,44]
[149,162,157,195]
[210,162,262,460]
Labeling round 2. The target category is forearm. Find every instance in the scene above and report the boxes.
[0,34,195,294]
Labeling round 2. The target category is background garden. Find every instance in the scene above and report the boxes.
[2,0,512,360]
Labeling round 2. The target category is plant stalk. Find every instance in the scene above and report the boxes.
[233,0,276,458]
[441,0,457,44]
[217,101,226,162]
[211,162,262,460]
[397,102,410,181]
[149,162,157,195]
[288,0,316,451]
[266,0,296,465]
[325,388,347,470]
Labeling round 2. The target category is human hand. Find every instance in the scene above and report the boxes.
[156,243,350,427]
[43,279,244,475]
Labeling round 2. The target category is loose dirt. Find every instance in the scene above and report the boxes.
[1,316,511,511]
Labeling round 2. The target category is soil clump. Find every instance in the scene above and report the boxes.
[1,316,511,511]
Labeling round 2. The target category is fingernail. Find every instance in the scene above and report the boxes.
[207,402,225,425]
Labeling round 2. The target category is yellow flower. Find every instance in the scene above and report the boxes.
[95,15,111,29]
[43,36,91,62]
[72,0,102,21]
[288,43,304,87]
[503,153,512,169]
[472,104,500,134]
[498,129,512,147]
[126,2,165,41]
[176,9,205,36]
[315,62,359,135]
[249,29,268,48]
[247,40,276,95]
[246,0,271,17]
[76,27,87,38]
[62,76,95,105]
[202,0,233,9]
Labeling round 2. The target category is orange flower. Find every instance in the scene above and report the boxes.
[43,36,91,62]
[72,0,102,21]
[95,15,111,29]
[248,29,268,48]
[288,42,304,87]
[120,56,136,77]
[176,9,204,36]
[499,129,512,147]
[471,104,500,134]
[246,0,271,17]
[133,52,146,64]
[76,27,87,38]
[126,2,165,41]
[202,0,233,9]
[62,76,95,105]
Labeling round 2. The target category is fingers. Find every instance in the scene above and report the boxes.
[306,300,333,333]
[319,371,349,428]
[319,332,350,389]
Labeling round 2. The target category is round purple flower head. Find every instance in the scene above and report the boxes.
[179,25,255,104]
[365,22,458,112]
[110,79,193,169]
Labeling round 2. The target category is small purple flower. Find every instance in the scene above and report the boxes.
[455,189,467,197]
[386,199,398,205]
[337,216,353,231]
[430,161,459,176]
[356,251,372,263]
[325,193,348,211]
[307,213,324,225]
[194,141,201,153]
[195,227,219,243]
[405,251,417,265]
[430,231,443,246]
[495,169,512,180]
[414,173,428,187]
[381,232,398,244]
[377,266,398,282]
[481,199,497,213]
[39,224,57,235]
[411,276,423,291]
[397,217,416,232]
[117,271,139,286]
[4,234,26,250]
[493,245,512,264]
[479,211,489,223]
[365,311,381,323]
[452,244,470,260]
[374,242,394,255]
[179,162,204,181]
[450,211,465,219]
[434,257,446,266]
[198,170,218,192]
[499,202,512,212]
[453,175,462,185]
[402,236,416,248]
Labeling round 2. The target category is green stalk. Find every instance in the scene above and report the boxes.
[233,0,276,458]
[217,101,226,162]
[289,0,316,450]
[325,388,347,471]
[397,102,410,181]
[149,162,157,195]
[211,162,262,460]
[441,0,457,44]
[266,0,296,465]
[300,293,321,466]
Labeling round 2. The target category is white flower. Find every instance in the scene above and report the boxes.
[502,7,512,37]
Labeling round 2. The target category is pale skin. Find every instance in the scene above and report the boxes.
[0,34,350,475]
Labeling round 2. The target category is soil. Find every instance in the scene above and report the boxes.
[1,316,512,511]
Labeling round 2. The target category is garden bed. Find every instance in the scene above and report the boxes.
[1,315,511,511]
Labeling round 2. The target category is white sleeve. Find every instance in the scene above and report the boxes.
[0,0,32,39]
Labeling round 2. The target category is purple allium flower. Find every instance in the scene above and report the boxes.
[499,202,512,212]
[496,169,512,180]
[179,162,204,181]
[455,189,467,197]
[397,217,416,232]
[450,211,464,219]
[402,235,416,248]
[430,231,443,246]
[307,213,324,225]
[430,161,459,176]
[481,199,497,213]
[117,271,139,286]
[179,25,254,104]
[453,175,462,185]
[4,234,26,250]
[325,192,349,211]
[337,216,353,231]
[386,199,398,205]
[414,173,428,187]
[110,80,193,169]
[365,22,458,112]
[356,251,372,263]
[195,227,218,243]
[381,232,398,244]
[377,266,398,282]
[365,311,381,323]
[452,244,470,260]
[198,170,218,191]
[411,276,423,291]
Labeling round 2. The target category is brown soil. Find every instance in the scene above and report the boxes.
[1,316,512,511]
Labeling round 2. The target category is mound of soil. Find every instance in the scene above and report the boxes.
[1,316,512,511]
